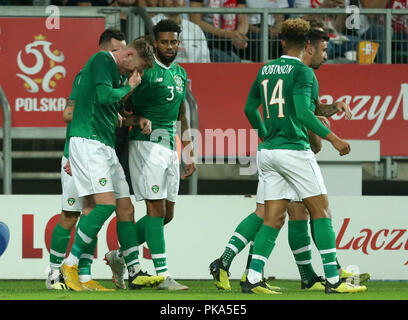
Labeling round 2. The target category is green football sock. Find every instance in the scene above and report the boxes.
[68,204,116,264]
[248,225,279,284]
[288,219,318,285]
[221,212,263,269]
[117,221,140,270]
[135,215,148,245]
[145,216,168,276]
[75,215,95,277]
[311,218,339,284]
[49,222,72,269]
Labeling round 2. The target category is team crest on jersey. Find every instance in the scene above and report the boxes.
[174,75,183,87]
[99,178,107,187]
[67,198,76,206]
[151,185,160,193]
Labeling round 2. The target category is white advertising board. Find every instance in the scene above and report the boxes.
[0,195,407,280]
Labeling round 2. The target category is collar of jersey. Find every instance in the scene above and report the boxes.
[154,54,173,69]
[109,51,117,64]
[280,55,302,62]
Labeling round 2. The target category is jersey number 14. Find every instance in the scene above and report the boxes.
[261,78,285,119]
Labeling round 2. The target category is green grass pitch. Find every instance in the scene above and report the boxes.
[0,279,407,300]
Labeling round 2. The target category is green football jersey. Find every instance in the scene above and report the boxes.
[129,57,187,151]
[63,70,82,159]
[247,55,328,151]
[69,51,131,148]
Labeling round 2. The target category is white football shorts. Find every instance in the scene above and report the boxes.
[257,149,327,202]
[61,156,82,212]
[129,140,180,202]
[69,137,130,199]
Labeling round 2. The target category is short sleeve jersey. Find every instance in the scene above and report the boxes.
[69,51,129,148]
[129,57,187,151]
[247,55,319,151]
[63,70,82,159]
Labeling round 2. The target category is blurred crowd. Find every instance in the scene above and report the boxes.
[2,0,408,63]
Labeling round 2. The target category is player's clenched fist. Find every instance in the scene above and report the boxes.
[139,117,152,135]
[128,70,142,89]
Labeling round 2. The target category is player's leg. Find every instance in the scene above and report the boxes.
[241,150,290,294]
[242,199,286,294]
[287,201,324,290]
[238,179,269,288]
[209,201,264,291]
[307,204,371,285]
[155,199,188,291]
[62,138,118,290]
[47,210,79,290]
[62,192,116,291]
[47,156,81,290]
[144,199,169,275]
[75,199,112,291]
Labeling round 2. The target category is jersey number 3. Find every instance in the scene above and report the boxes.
[167,86,175,101]
[261,78,285,119]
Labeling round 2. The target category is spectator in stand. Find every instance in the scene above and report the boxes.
[387,0,408,63]
[243,0,287,62]
[334,0,388,63]
[285,1,353,62]
[152,0,211,63]
[190,0,249,62]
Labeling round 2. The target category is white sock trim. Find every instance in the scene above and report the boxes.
[251,254,268,264]
[77,229,93,244]
[50,249,65,258]
[232,232,249,246]
[226,243,239,254]
[292,245,311,255]
[122,246,139,257]
[319,248,336,255]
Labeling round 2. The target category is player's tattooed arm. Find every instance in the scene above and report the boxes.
[315,100,352,120]
[178,101,196,179]
[63,99,75,123]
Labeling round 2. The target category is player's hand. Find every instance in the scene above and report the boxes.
[181,161,196,180]
[333,138,350,156]
[326,133,351,156]
[128,70,142,89]
[64,159,72,176]
[335,101,352,120]
[139,117,152,135]
[317,116,331,129]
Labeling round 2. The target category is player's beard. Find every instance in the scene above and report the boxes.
[156,49,177,65]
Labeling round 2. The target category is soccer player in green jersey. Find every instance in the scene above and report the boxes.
[213,18,361,295]
[46,29,126,291]
[105,20,195,291]
[242,18,365,294]
[61,37,162,291]
[210,20,369,293]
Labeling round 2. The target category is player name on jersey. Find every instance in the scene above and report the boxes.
[261,64,294,76]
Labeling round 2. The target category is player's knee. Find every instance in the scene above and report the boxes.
[116,203,134,222]
[60,210,80,230]
[254,203,265,219]
[164,211,174,225]
[264,212,286,230]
